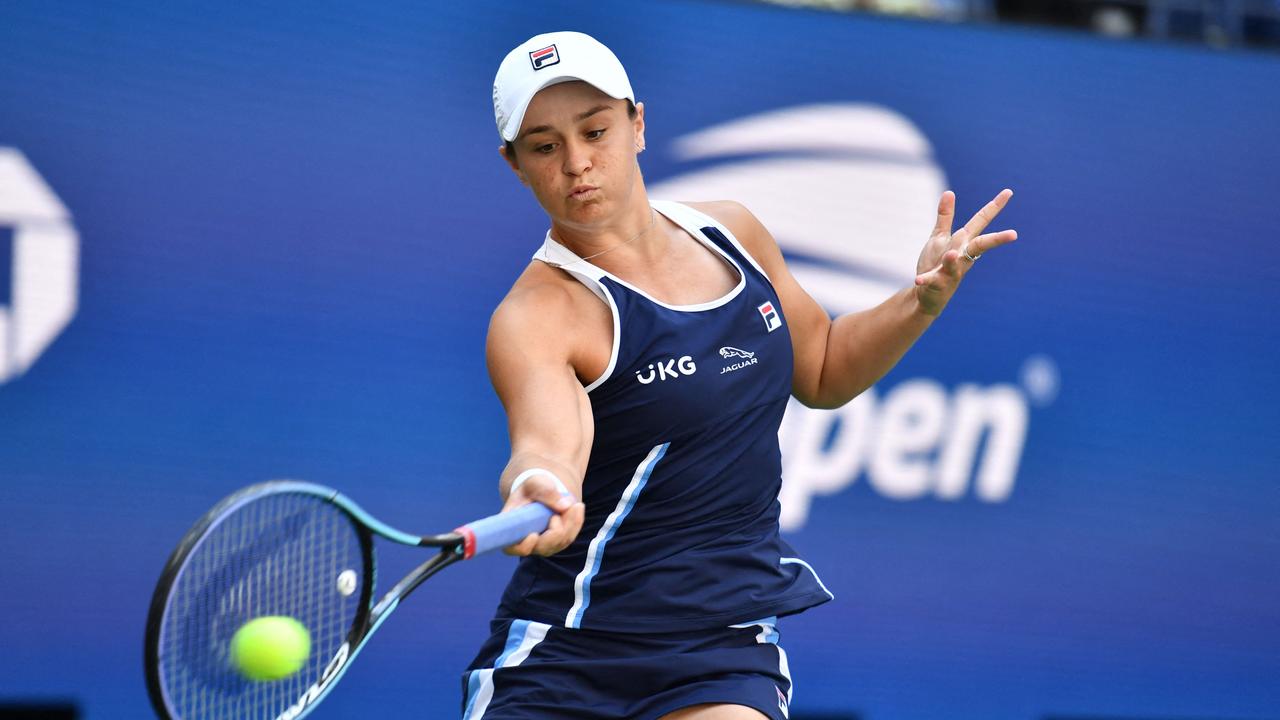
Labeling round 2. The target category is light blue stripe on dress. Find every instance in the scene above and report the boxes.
[731,615,790,713]
[462,619,550,719]
[565,442,670,628]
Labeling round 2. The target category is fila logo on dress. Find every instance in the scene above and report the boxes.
[757,301,782,332]
[635,356,697,384]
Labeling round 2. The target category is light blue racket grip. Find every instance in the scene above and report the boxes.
[456,502,554,558]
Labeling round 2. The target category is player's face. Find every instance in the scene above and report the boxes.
[503,81,645,226]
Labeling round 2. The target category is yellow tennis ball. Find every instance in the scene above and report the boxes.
[229,616,311,681]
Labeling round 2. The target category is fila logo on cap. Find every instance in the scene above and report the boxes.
[528,44,560,70]
[757,301,782,332]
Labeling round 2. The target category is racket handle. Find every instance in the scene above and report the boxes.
[455,502,554,559]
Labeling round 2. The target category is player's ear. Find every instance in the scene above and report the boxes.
[499,145,529,185]
[633,101,646,154]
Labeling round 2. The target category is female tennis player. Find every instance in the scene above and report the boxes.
[462,31,1017,720]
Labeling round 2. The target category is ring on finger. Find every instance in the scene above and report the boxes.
[961,245,981,262]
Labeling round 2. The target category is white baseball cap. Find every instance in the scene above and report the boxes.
[493,31,635,142]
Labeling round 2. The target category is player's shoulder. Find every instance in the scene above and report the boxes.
[682,199,755,231]
[493,264,573,329]
[681,199,783,266]
[488,261,597,351]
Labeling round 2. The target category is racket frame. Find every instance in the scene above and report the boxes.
[145,481,550,720]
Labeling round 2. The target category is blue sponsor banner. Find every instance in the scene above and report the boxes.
[1,1,1278,718]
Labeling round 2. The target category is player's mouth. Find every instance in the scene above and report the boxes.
[569,185,599,201]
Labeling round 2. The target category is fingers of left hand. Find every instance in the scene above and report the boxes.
[963,228,1018,259]
[956,188,1013,243]
[942,248,965,276]
[915,249,963,287]
[931,190,956,237]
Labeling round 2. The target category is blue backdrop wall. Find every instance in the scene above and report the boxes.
[2,1,1278,718]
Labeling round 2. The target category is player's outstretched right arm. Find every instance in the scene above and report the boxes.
[486,277,591,557]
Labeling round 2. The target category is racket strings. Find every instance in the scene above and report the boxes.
[159,493,365,720]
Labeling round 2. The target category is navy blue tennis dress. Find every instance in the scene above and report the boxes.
[462,200,832,719]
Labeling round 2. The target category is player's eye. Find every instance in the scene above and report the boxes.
[534,143,557,154]
[585,128,607,140]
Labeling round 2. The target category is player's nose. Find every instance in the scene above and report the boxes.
[561,139,592,176]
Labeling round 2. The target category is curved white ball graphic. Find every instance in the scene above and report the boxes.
[653,103,946,315]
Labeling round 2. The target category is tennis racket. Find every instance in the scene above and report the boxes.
[144,480,551,720]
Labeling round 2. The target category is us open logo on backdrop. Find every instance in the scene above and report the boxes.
[650,105,1057,529]
[529,44,560,70]
[0,148,79,386]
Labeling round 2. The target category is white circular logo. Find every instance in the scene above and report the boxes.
[652,103,944,315]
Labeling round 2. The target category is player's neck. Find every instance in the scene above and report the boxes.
[550,197,663,265]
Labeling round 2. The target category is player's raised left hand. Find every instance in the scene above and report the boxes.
[913,189,1017,317]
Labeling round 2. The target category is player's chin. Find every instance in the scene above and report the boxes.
[562,195,609,221]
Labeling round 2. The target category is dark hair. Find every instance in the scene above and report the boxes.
[505,99,637,158]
